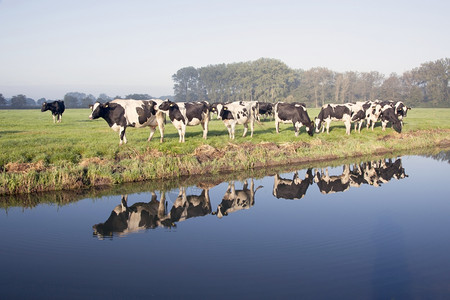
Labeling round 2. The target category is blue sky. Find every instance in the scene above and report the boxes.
[0,0,448,99]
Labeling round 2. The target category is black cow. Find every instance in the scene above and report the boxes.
[380,104,402,133]
[41,100,65,123]
[315,104,352,135]
[258,102,273,120]
[274,102,314,136]
[158,100,210,142]
[89,99,165,145]
[273,169,314,200]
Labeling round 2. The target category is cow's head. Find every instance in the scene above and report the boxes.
[41,102,48,112]
[158,99,177,112]
[89,102,108,120]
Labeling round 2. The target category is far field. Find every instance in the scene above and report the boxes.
[0,107,449,195]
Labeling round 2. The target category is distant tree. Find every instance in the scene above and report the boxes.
[124,94,153,100]
[0,93,6,106]
[172,66,200,101]
[97,93,112,102]
[25,97,36,106]
[64,92,86,108]
[81,94,96,108]
[36,98,46,106]
[10,94,27,108]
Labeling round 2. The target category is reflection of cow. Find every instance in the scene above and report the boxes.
[93,193,170,237]
[213,179,262,218]
[273,169,313,200]
[93,187,212,237]
[314,165,351,194]
[169,187,211,222]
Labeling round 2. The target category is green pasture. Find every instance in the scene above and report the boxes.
[0,108,449,168]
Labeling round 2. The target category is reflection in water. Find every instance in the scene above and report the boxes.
[274,158,408,200]
[212,179,263,218]
[273,169,314,200]
[93,158,407,236]
[93,188,211,238]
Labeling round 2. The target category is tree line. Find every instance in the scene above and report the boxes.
[0,93,174,109]
[2,57,448,109]
[172,57,449,107]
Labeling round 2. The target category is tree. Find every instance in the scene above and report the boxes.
[125,94,153,100]
[37,98,47,106]
[10,94,27,108]
[0,93,6,106]
[172,66,200,101]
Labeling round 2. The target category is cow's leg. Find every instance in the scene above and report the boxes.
[345,120,351,135]
[148,126,156,141]
[52,114,56,123]
[325,120,331,134]
[177,126,183,143]
[119,126,127,145]
[250,120,254,137]
[242,123,248,137]
[202,120,208,139]
[157,113,165,143]
[231,123,236,139]
[275,119,280,134]
[294,121,300,137]
[181,124,186,143]
[381,120,387,131]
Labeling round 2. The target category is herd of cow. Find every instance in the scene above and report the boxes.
[41,98,410,145]
[93,158,407,237]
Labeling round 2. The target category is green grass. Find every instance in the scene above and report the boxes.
[0,107,449,195]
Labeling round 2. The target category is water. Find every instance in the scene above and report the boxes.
[1,152,449,299]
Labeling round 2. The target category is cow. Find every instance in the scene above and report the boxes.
[273,169,314,200]
[89,99,165,145]
[314,103,352,135]
[394,101,411,122]
[258,102,273,120]
[314,165,351,194]
[216,101,259,139]
[380,104,402,133]
[92,193,173,237]
[41,100,65,123]
[169,187,211,223]
[212,179,262,218]
[158,100,210,142]
[274,102,314,136]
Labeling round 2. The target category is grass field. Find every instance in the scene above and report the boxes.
[1,107,449,194]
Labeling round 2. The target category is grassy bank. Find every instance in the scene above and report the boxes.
[1,108,449,195]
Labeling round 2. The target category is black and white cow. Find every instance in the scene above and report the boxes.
[89,99,165,145]
[258,102,273,120]
[93,193,172,237]
[169,187,211,223]
[158,100,210,142]
[273,169,314,200]
[216,101,259,139]
[314,165,351,194]
[380,104,402,133]
[212,179,262,218]
[274,102,314,136]
[41,100,65,123]
[314,104,352,135]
